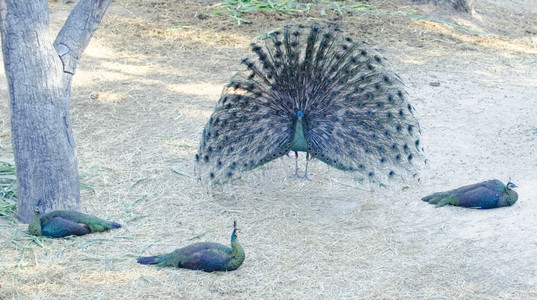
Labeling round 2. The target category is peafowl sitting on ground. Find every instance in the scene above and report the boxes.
[137,221,245,272]
[195,23,424,185]
[422,179,518,209]
[28,207,121,238]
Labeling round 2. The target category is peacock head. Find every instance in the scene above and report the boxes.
[506,182,517,190]
[231,220,241,241]
[297,110,303,121]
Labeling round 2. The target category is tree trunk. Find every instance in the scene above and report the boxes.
[0,0,113,223]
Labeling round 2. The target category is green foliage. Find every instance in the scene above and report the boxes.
[0,161,16,217]
[210,0,376,25]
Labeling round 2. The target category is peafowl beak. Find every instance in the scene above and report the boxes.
[506,182,517,190]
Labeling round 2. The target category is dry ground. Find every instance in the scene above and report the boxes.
[1,0,536,298]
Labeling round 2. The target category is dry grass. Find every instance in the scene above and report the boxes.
[1,0,537,299]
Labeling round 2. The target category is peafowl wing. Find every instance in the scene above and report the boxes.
[41,217,91,238]
[455,186,501,208]
[179,247,232,272]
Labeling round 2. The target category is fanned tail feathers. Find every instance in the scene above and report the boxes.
[195,24,424,185]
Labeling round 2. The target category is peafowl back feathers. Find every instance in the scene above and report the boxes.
[196,24,424,185]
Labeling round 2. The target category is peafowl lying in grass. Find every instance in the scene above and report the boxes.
[422,179,518,209]
[195,23,424,185]
[137,221,245,272]
[28,207,121,238]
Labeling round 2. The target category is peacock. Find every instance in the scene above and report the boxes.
[195,23,424,185]
[422,179,518,209]
[137,221,245,272]
[28,207,121,238]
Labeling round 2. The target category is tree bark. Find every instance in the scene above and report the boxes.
[0,0,113,223]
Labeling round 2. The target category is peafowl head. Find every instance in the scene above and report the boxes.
[231,220,241,242]
[28,207,43,236]
[506,182,517,190]
[297,110,303,121]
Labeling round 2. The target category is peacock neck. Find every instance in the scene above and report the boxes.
[228,238,245,270]
[505,190,518,204]
[291,113,308,152]
[28,212,42,236]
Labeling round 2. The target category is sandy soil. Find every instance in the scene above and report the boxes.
[0,0,536,298]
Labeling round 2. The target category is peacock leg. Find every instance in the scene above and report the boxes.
[294,152,311,180]
[302,152,311,180]
[294,151,300,177]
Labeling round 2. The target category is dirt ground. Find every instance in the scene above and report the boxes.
[1,0,536,298]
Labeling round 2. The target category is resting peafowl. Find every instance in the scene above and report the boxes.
[422,179,518,209]
[137,221,245,272]
[195,23,424,185]
[28,207,121,238]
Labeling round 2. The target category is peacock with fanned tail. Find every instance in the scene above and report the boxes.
[137,221,245,272]
[28,207,121,238]
[195,24,424,185]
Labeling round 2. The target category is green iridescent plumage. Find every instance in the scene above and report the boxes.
[137,221,245,272]
[28,208,121,238]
